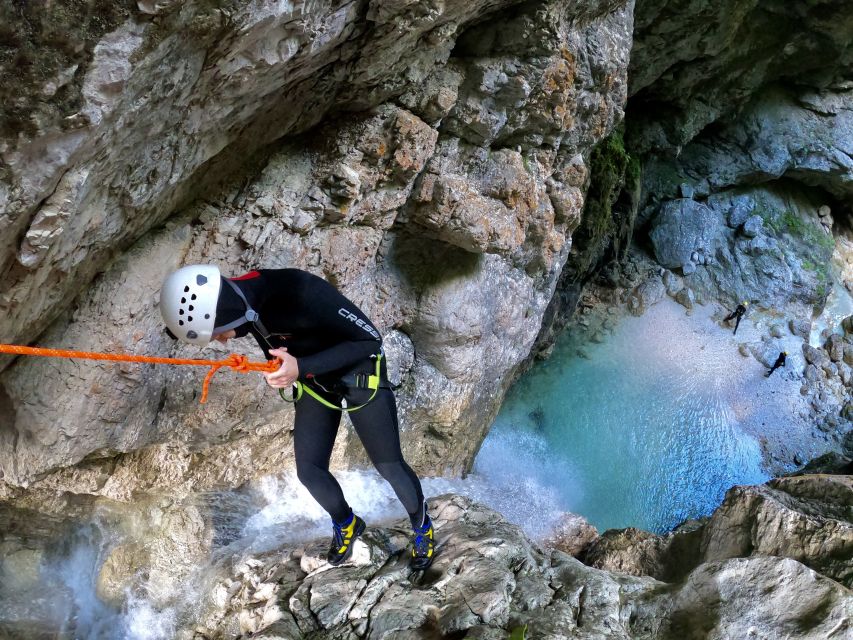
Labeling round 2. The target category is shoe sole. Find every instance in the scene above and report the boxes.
[328,518,366,566]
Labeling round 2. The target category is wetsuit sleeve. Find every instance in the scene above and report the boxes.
[283,272,382,379]
[299,339,380,379]
[296,314,381,379]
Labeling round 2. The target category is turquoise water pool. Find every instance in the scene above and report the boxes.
[477,300,773,534]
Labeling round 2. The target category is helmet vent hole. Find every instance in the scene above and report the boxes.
[188,305,194,311]
[179,309,184,315]
[181,297,186,303]
[183,286,190,293]
[191,294,197,300]
[179,320,184,326]
[196,275,208,286]
[188,316,193,322]
[204,314,210,319]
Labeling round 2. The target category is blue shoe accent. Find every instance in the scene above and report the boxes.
[410,516,435,570]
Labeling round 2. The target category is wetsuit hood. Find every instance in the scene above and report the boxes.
[214,277,251,336]
[214,276,271,341]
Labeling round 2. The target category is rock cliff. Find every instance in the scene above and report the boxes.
[1,1,853,637]
[194,488,850,639]
[0,0,633,490]
[3,481,840,640]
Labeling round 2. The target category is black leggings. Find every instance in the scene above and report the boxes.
[293,385,425,527]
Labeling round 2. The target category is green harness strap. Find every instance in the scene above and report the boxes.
[278,354,383,413]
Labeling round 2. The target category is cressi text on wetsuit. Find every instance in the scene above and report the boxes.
[217,269,426,526]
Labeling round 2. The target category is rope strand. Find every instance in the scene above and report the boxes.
[0,344,280,404]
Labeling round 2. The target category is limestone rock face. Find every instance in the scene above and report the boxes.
[172,494,852,640]
[1,0,525,350]
[641,88,846,316]
[701,475,853,586]
[648,199,719,269]
[586,474,853,588]
[95,499,212,608]
[629,0,853,153]
[628,7,853,388]
[2,485,850,639]
[0,0,633,491]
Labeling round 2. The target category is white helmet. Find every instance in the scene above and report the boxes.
[160,265,221,345]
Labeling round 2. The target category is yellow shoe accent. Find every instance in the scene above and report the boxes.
[327,514,366,565]
[410,519,435,570]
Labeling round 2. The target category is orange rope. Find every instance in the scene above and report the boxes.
[0,344,281,404]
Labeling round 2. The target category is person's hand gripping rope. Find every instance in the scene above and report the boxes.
[264,347,300,389]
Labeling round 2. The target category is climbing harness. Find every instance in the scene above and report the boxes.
[0,343,280,404]
[278,352,385,413]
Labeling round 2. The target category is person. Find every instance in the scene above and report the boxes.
[160,265,435,570]
[766,351,787,377]
[724,301,749,335]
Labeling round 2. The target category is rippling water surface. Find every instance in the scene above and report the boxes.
[480,299,776,533]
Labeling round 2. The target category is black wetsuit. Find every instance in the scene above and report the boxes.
[766,352,786,377]
[725,304,747,335]
[220,269,425,526]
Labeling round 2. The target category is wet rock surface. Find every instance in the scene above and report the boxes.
[586,474,853,589]
[1,482,850,639]
[176,491,852,639]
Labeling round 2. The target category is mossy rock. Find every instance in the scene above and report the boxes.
[567,127,640,280]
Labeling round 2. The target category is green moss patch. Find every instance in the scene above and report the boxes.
[567,127,639,280]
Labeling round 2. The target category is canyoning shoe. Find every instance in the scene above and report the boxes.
[327,513,366,565]
[409,516,435,571]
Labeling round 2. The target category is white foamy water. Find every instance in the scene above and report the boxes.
[14,462,566,640]
[48,526,178,640]
[243,462,567,547]
[122,595,177,640]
